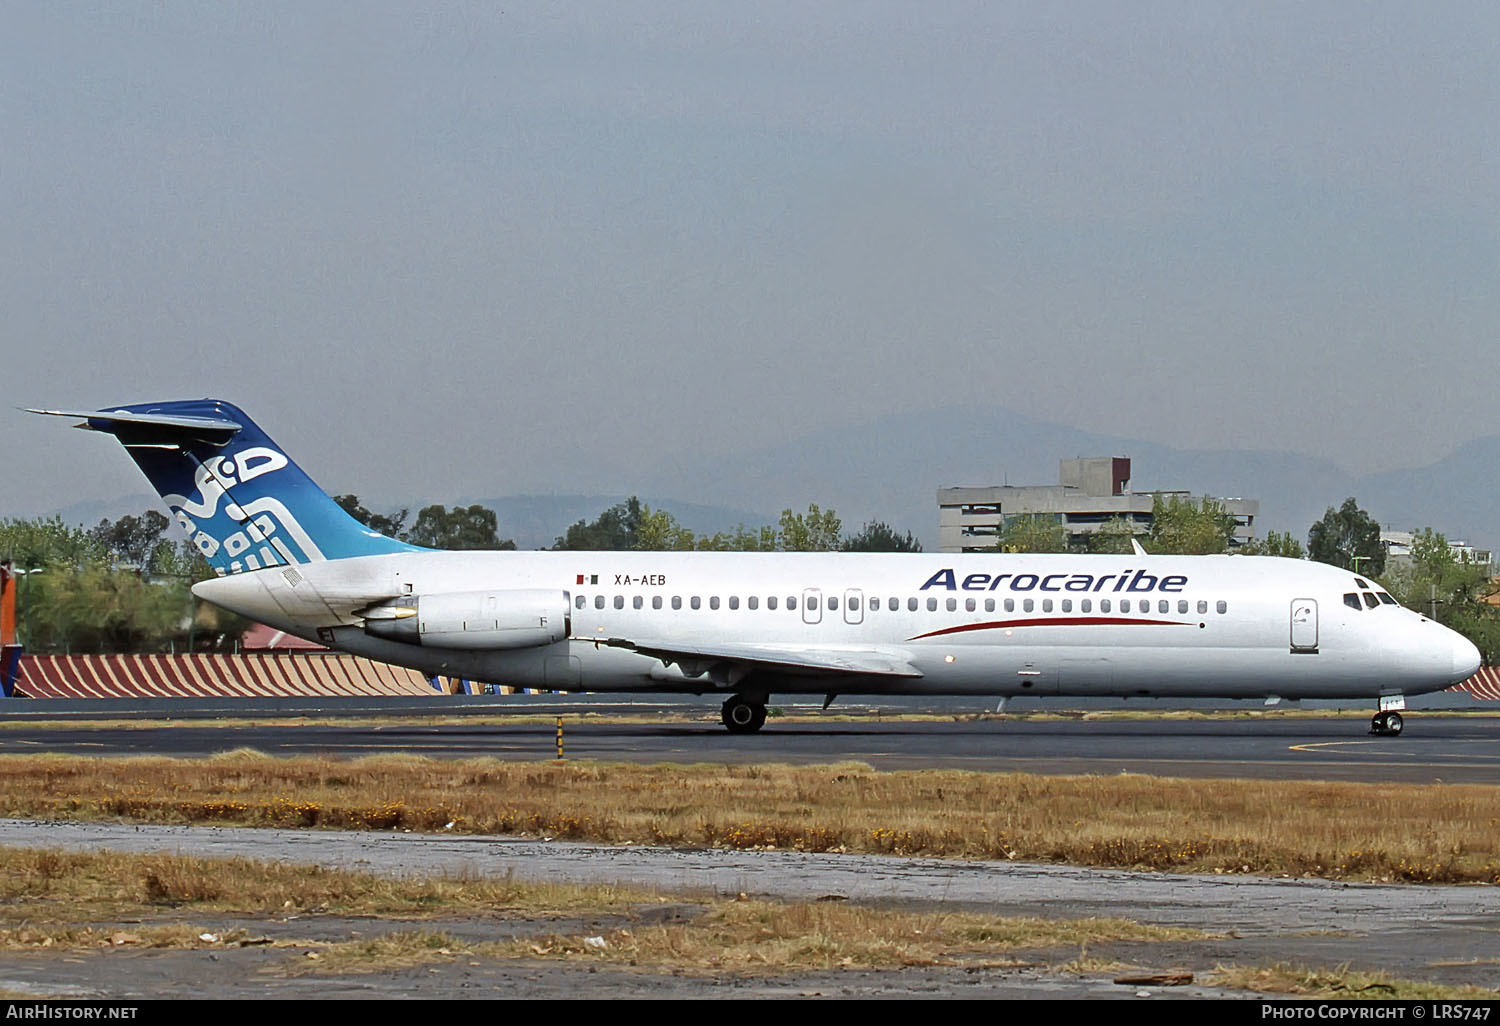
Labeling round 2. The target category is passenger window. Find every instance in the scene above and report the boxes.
[672,596,682,610]
[849,596,859,611]
[595,595,605,609]
[1100,599,1111,613]
[829,596,839,611]
[946,598,957,612]
[652,596,663,610]
[768,596,778,610]
[633,596,643,610]
[1005,598,1015,612]
[748,596,758,610]
[575,595,586,609]
[1041,599,1053,613]
[984,598,995,613]
[927,598,938,612]
[1217,601,1227,614]
[709,596,720,610]
[1158,600,1168,614]
[1363,592,1379,609]
[1344,593,1361,610]
[1177,600,1188,614]
[1023,599,1034,613]
[1081,599,1091,613]
[1061,599,1072,613]
[728,596,739,610]
[691,597,701,610]
[1197,600,1207,614]
[787,596,797,610]
[965,598,976,612]
[889,597,899,612]
[908,597,918,612]
[1120,599,1130,613]
[614,595,624,610]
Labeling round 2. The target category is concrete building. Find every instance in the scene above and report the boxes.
[938,457,1259,554]
[1380,531,1493,574]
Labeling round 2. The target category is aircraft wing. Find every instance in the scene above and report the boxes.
[597,637,923,682]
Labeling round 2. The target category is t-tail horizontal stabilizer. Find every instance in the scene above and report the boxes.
[30,400,419,575]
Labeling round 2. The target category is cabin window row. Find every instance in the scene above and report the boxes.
[574,594,1230,615]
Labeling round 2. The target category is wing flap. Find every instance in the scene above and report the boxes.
[598,637,923,679]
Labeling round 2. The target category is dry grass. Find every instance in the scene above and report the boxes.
[1,752,1499,882]
[0,846,660,929]
[1210,962,1500,1000]
[497,900,1202,973]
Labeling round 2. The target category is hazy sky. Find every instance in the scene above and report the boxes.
[4,2,1496,516]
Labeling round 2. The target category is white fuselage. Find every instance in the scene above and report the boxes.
[195,551,1481,702]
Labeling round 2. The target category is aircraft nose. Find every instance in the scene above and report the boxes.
[1452,633,1482,682]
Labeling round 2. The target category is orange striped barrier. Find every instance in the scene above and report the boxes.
[14,653,440,699]
[1452,667,1500,701]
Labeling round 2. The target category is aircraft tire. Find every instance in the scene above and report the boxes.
[1385,711,1404,736]
[722,696,767,734]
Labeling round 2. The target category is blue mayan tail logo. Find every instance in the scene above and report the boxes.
[31,400,419,575]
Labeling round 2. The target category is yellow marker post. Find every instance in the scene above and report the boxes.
[555,716,564,761]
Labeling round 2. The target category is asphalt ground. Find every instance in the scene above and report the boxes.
[0,713,1497,782]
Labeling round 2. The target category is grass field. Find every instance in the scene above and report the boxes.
[1,750,1497,883]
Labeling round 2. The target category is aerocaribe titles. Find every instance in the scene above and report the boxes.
[920,569,1188,594]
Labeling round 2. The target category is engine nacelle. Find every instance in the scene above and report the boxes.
[363,589,570,650]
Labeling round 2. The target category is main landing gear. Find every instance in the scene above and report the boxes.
[721,694,767,734]
[1369,710,1404,737]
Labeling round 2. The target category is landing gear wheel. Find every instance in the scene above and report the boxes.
[1370,711,1405,736]
[721,696,767,734]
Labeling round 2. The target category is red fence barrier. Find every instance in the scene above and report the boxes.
[15,653,440,699]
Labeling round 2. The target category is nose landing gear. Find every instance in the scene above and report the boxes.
[1369,710,1404,736]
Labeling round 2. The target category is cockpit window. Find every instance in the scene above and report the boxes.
[1343,593,1362,610]
[1354,578,1369,589]
[1376,591,1398,606]
[1362,592,1380,609]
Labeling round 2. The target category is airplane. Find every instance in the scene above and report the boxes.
[31,399,1482,737]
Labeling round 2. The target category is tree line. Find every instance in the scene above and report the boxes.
[5,492,1496,663]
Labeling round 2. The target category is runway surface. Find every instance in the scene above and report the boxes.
[0,713,1496,782]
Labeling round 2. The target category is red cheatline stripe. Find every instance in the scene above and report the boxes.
[910,616,1194,641]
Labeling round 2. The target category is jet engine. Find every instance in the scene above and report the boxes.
[362,589,570,650]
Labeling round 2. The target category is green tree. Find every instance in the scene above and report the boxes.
[89,511,170,572]
[841,521,923,553]
[553,498,646,550]
[1147,495,1237,555]
[1380,528,1500,663]
[996,514,1068,553]
[1308,498,1385,576]
[333,495,410,538]
[404,504,516,550]
[1236,530,1306,558]
[1084,516,1139,554]
[778,504,843,552]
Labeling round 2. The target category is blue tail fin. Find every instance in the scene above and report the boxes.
[31,400,418,575]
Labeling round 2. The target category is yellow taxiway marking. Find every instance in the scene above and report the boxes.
[1289,739,1500,761]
